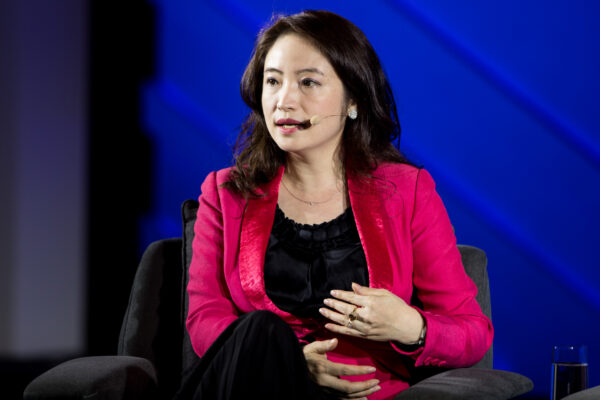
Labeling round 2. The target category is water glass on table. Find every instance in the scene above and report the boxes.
[551,345,588,400]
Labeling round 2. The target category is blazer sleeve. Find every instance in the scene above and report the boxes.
[186,171,239,357]
[405,169,494,368]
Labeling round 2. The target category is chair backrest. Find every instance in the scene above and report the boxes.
[457,244,493,369]
[118,237,187,399]
[181,200,202,373]
[118,200,493,398]
[117,200,202,399]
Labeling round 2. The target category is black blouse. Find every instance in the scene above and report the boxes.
[264,205,369,319]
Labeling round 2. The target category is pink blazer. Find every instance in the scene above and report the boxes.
[187,163,493,399]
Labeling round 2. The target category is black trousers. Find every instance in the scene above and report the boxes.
[175,310,336,400]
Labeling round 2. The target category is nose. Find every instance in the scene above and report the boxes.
[276,81,298,111]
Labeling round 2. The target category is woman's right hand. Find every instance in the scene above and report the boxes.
[303,338,381,399]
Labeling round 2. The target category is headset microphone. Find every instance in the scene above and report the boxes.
[301,114,345,128]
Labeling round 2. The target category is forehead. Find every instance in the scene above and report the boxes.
[264,33,333,72]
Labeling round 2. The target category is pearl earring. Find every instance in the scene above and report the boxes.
[348,109,358,120]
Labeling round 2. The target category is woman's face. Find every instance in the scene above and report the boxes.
[261,33,351,160]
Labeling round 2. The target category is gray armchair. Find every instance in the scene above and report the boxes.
[563,385,600,399]
[24,200,533,400]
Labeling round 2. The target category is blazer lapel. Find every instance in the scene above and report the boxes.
[348,172,395,291]
[238,166,293,315]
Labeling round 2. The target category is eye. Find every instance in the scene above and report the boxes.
[265,77,279,86]
[301,78,320,88]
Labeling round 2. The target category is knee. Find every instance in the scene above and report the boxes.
[239,310,294,338]
[241,310,286,326]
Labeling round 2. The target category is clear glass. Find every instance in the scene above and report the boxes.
[551,345,589,400]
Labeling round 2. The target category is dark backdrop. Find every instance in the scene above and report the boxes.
[86,1,155,355]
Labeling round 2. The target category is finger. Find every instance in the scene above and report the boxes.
[324,321,367,338]
[318,306,342,324]
[345,384,382,398]
[319,307,368,332]
[330,289,369,306]
[322,298,359,318]
[321,375,379,395]
[325,360,376,377]
[352,282,387,296]
[303,338,338,354]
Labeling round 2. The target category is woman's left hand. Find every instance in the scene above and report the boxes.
[320,283,424,344]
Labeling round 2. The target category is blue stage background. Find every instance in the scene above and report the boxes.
[138,1,600,396]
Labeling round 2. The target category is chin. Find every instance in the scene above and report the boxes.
[273,141,302,154]
[270,132,300,149]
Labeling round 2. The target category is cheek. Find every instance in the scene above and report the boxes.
[261,94,274,128]
[316,89,344,112]
[261,86,274,105]
[261,93,271,116]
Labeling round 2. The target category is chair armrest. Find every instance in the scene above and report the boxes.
[394,368,533,400]
[24,356,158,400]
[563,386,600,400]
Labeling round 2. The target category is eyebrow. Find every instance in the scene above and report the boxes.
[264,67,325,76]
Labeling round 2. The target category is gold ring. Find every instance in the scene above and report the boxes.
[349,306,359,321]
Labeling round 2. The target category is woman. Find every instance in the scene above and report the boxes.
[180,10,493,400]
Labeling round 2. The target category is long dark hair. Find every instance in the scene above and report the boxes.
[224,10,410,196]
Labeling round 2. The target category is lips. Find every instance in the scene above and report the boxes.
[275,118,312,132]
[275,118,303,127]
